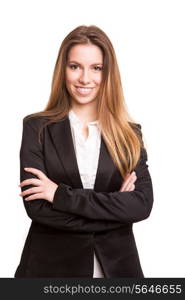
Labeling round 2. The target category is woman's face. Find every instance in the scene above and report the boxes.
[65,43,103,107]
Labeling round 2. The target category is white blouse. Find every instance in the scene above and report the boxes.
[68,109,105,278]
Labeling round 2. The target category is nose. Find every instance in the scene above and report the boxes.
[79,69,91,85]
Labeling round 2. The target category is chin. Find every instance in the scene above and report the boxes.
[73,96,97,105]
[70,92,98,105]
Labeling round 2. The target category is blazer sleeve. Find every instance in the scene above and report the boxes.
[20,118,124,233]
[53,131,154,224]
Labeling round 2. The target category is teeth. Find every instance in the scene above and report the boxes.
[78,88,91,91]
[76,87,93,95]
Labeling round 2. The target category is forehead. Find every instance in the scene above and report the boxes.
[67,44,103,64]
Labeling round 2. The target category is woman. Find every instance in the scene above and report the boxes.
[14,25,154,278]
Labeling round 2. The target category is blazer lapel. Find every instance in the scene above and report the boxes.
[48,117,83,188]
[94,137,120,192]
[48,116,119,191]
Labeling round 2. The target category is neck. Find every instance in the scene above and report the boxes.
[70,101,98,125]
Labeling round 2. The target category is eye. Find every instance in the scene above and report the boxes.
[94,66,103,71]
[69,64,79,70]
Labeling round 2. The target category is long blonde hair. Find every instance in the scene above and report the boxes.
[25,25,145,180]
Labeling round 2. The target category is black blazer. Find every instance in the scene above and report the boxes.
[14,115,154,278]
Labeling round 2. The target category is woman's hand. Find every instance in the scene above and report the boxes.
[19,168,58,203]
[119,171,137,192]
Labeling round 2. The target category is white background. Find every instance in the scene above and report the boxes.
[0,0,184,277]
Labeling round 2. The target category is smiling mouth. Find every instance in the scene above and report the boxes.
[75,86,94,95]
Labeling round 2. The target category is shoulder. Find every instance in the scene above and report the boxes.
[22,114,49,131]
[129,122,145,151]
[21,115,50,145]
[129,122,142,135]
[128,121,141,129]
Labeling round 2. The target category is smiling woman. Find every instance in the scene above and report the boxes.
[65,44,103,107]
[14,25,153,278]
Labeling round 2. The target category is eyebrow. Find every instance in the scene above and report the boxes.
[68,60,103,66]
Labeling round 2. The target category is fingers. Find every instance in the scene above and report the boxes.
[24,167,47,180]
[120,171,137,192]
[124,172,137,191]
[20,186,43,197]
[121,172,134,191]
[126,183,135,192]
[19,178,42,187]
[19,168,47,188]
[24,193,44,201]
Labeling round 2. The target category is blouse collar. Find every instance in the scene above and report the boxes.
[68,110,99,127]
